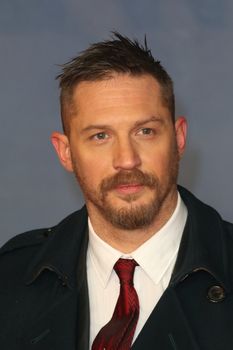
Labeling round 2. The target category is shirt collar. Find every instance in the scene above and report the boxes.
[132,193,187,284]
[88,192,187,288]
[88,219,122,288]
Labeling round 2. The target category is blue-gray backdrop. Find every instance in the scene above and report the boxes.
[1,0,233,246]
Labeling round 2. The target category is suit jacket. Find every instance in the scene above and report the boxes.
[0,186,233,350]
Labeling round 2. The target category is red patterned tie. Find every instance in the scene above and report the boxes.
[92,258,139,350]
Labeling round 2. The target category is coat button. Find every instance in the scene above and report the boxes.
[207,285,225,303]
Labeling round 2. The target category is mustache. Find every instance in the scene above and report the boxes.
[100,169,157,192]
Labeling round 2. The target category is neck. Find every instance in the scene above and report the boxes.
[86,189,178,253]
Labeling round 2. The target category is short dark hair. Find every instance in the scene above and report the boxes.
[57,32,175,134]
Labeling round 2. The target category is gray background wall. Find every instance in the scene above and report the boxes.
[0,0,233,246]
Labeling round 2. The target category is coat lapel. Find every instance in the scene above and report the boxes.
[21,208,90,350]
[132,287,200,350]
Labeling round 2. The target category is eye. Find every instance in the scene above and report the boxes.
[138,128,154,135]
[92,132,109,140]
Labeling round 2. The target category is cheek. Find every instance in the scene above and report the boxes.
[72,149,111,183]
[143,142,177,177]
[142,146,170,171]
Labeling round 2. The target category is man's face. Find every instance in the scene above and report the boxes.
[52,74,186,230]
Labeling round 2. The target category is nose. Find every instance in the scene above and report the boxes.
[112,138,141,170]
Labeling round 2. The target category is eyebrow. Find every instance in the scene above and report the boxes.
[133,116,164,128]
[80,116,164,134]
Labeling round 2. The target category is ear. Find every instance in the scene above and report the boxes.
[175,117,187,159]
[51,132,74,172]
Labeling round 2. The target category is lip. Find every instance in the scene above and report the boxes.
[114,184,144,195]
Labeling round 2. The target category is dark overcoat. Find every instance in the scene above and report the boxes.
[0,186,233,350]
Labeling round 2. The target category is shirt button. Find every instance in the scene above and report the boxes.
[207,285,225,303]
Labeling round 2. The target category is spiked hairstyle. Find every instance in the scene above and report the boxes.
[57,32,175,134]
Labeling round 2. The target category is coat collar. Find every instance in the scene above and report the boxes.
[171,186,231,292]
[24,186,231,293]
[24,206,88,289]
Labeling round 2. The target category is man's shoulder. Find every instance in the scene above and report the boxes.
[179,185,233,235]
[223,220,233,240]
[0,206,87,258]
[0,227,52,255]
[223,220,233,230]
[0,206,88,313]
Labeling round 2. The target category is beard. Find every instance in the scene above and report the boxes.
[72,147,179,230]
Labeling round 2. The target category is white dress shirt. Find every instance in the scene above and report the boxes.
[87,193,187,348]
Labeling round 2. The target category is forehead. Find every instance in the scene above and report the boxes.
[70,74,170,126]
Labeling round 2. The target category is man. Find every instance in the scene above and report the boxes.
[0,32,233,350]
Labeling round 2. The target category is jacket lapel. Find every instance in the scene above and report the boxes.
[21,207,90,350]
[132,287,200,350]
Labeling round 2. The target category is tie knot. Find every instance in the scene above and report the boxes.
[114,258,138,285]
